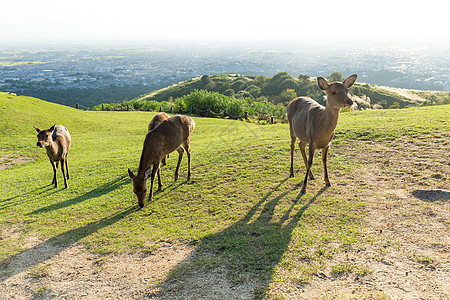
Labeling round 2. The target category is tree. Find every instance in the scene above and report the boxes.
[254,75,268,87]
[326,72,344,82]
[236,90,252,99]
[298,74,310,82]
[280,78,298,91]
[230,78,248,93]
[223,89,235,97]
[278,89,297,104]
[201,75,211,86]
[262,72,292,96]
[245,85,261,98]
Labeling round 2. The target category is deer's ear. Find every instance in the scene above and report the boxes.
[33,126,40,133]
[49,124,56,132]
[317,77,329,90]
[128,168,135,179]
[343,74,357,88]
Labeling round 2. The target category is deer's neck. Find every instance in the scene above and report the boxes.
[137,143,154,175]
[45,140,60,159]
[313,106,341,143]
[323,106,341,130]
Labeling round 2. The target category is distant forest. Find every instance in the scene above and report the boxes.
[98,72,434,110]
[94,72,449,122]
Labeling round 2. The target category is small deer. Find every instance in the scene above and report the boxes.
[128,115,195,208]
[34,125,71,188]
[287,74,357,195]
[148,112,170,166]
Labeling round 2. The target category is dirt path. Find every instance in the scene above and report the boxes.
[1,137,448,299]
[379,85,430,103]
[134,77,202,102]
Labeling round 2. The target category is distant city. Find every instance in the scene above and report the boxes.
[0,41,448,107]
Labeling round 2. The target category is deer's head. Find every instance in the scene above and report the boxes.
[318,74,357,109]
[128,168,150,208]
[34,125,56,148]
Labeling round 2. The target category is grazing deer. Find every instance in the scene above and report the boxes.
[34,125,71,188]
[128,115,195,208]
[287,74,357,195]
[148,112,170,166]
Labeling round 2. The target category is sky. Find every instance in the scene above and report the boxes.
[1,0,448,45]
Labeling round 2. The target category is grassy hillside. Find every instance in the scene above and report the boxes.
[1,93,449,298]
[125,73,449,109]
[94,73,450,124]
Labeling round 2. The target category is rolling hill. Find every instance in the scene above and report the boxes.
[94,73,450,118]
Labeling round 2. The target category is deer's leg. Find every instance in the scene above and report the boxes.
[184,141,191,181]
[50,159,58,187]
[60,159,68,188]
[156,165,162,191]
[300,141,314,180]
[301,141,316,195]
[65,158,70,180]
[289,135,296,177]
[322,146,331,187]
[174,147,184,182]
[148,162,159,202]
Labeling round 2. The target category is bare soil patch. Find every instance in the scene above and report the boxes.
[294,138,449,299]
[0,239,194,299]
[0,155,33,170]
[1,137,448,299]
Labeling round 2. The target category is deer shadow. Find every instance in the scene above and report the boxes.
[27,175,129,215]
[154,179,329,298]
[0,206,137,282]
[0,184,62,211]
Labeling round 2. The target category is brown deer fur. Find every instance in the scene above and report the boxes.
[148,112,170,166]
[128,115,195,208]
[148,112,170,132]
[287,74,357,194]
[34,125,71,188]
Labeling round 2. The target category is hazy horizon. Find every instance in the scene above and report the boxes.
[2,0,448,46]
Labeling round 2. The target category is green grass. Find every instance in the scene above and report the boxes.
[1,92,449,295]
[27,263,52,279]
[331,263,373,276]
[336,106,449,142]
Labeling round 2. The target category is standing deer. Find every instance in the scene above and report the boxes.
[148,112,170,166]
[128,115,195,208]
[287,74,357,195]
[34,125,71,188]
